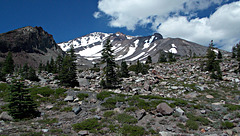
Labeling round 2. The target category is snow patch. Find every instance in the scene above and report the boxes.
[149,36,155,44]
[148,43,157,52]
[213,49,219,54]
[128,52,145,61]
[169,48,177,54]
[171,44,177,48]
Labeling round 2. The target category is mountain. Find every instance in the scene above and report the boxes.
[0,26,64,68]
[58,32,209,65]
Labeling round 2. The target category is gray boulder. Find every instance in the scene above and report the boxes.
[72,106,82,115]
[78,78,90,87]
[135,109,146,120]
[64,96,74,102]
[156,103,174,115]
[0,112,13,121]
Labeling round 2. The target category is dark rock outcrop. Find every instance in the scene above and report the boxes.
[0,26,64,68]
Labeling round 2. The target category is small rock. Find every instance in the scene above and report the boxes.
[46,105,54,110]
[0,112,13,121]
[78,78,90,87]
[94,115,101,120]
[185,92,198,99]
[64,96,74,102]
[206,95,214,99]
[200,110,206,114]
[78,130,89,136]
[72,106,82,115]
[114,108,122,113]
[226,130,232,135]
[156,103,173,115]
[42,129,49,133]
[175,107,184,116]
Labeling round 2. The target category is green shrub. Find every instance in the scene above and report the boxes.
[186,120,199,130]
[224,104,240,111]
[114,113,137,124]
[72,118,100,131]
[60,107,72,112]
[38,118,58,125]
[221,121,234,129]
[101,98,117,109]
[103,111,115,118]
[125,107,138,112]
[177,123,185,129]
[96,91,114,100]
[120,124,146,136]
[0,83,10,101]
[186,113,210,125]
[77,93,89,101]
[55,88,67,95]
[29,86,55,97]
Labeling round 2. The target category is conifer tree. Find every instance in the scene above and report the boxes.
[236,42,240,73]
[206,40,222,80]
[217,51,222,59]
[3,52,14,75]
[120,61,129,78]
[232,46,236,58]
[59,46,78,87]
[28,67,39,81]
[8,80,39,120]
[38,62,43,73]
[168,52,176,62]
[159,54,167,63]
[101,39,118,88]
[56,55,63,73]
[145,56,152,64]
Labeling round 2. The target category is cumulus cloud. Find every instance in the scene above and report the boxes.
[95,0,240,51]
[158,1,240,51]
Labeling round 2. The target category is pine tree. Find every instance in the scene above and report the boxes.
[232,46,236,58]
[8,80,39,120]
[145,56,152,64]
[159,54,167,63]
[59,46,78,87]
[206,40,222,80]
[101,39,118,88]
[56,55,63,73]
[3,52,14,75]
[217,51,222,59]
[206,40,216,71]
[27,67,39,81]
[120,61,129,78]
[21,63,29,79]
[168,52,176,62]
[38,62,43,73]
[236,42,240,73]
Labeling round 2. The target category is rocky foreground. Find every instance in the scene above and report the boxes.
[0,56,240,136]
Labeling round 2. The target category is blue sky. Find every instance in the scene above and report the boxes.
[0,0,240,51]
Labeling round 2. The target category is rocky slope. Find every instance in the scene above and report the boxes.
[58,32,210,64]
[0,26,64,68]
[0,56,239,135]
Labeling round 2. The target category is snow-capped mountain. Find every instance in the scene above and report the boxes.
[58,32,209,64]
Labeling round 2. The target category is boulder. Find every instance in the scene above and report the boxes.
[78,78,90,87]
[0,112,13,121]
[64,96,74,102]
[72,106,82,115]
[135,109,146,120]
[144,81,151,91]
[156,103,174,115]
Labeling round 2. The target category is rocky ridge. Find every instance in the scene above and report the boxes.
[0,26,64,68]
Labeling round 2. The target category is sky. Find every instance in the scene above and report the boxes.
[0,0,240,51]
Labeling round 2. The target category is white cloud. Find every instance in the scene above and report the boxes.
[158,1,240,51]
[93,12,101,19]
[95,0,240,51]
